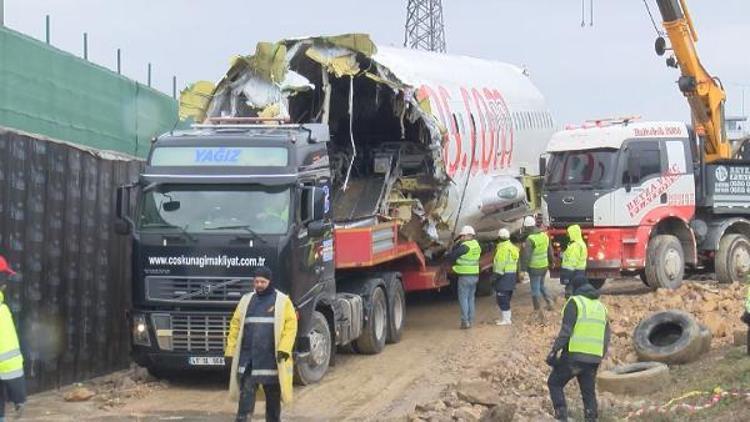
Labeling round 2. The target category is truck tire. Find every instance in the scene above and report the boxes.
[633,310,703,364]
[645,235,685,290]
[294,311,332,385]
[714,234,750,284]
[476,272,494,297]
[597,362,669,396]
[589,278,606,290]
[356,287,387,354]
[386,279,406,344]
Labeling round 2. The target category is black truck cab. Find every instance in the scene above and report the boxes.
[116,124,334,375]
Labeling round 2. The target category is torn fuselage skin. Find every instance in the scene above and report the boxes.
[206,37,452,253]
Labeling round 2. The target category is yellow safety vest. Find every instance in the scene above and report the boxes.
[0,292,24,380]
[562,240,587,271]
[453,239,481,275]
[566,295,607,358]
[527,232,550,270]
[493,240,519,274]
[746,287,750,314]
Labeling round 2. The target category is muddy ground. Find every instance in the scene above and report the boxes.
[16,278,750,421]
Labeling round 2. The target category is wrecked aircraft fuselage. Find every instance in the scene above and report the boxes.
[204,34,554,255]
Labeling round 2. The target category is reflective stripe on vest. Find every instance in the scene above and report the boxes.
[561,240,587,271]
[528,232,550,269]
[453,239,481,275]
[0,304,23,379]
[567,296,607,357]
[493,241,519,274]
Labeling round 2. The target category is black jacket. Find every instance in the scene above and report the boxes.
[551,283,611,364]
[446,242,470,263]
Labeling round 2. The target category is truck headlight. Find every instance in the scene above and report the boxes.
[132,314,151,346]
[152,314,173,351]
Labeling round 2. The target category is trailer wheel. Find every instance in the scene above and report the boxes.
[356,287,387,354]
[386,280,406,344]
[715,234,750,284]
[294,311,331,385]
[645,235,684,289]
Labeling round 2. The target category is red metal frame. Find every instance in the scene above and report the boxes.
[334,222,495,293]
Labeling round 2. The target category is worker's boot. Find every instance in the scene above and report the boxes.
[553,407,569,421]
[584,408,598,422]
[532,297,545,322]
[495,311,512,326]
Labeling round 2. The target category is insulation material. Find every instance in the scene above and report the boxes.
[179,80,215,122]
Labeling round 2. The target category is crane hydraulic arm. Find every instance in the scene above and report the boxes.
[656,0,729,162]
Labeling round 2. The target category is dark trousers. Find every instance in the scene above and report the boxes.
[495,290,514,311]
[236,374,281,422]
[547,358,599,421]
[0,377,26,417]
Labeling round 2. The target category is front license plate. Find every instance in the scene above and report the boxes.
[188,356,225,366]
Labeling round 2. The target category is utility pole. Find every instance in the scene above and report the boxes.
[404,0,447,53]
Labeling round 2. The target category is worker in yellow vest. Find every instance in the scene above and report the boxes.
[0,257,26,421]
[546,275,610,422]
[560,224,588,298]
[448,226,481,329]
[742,283,750,355]
[493,228,519,326]
[520,216,554,313]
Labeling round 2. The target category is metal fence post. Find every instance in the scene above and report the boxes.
[172,76,177,99]
[83,33,88,60]
[116,48,121,74]
[45,15,50,44]
[1,0,5,26]
[147,63,152,87]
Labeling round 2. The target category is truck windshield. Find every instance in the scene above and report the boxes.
[546,149,619,189]
[138,186,291,235]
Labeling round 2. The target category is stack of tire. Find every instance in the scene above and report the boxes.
[598,310,711,395]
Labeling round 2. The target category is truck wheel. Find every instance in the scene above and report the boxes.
[589,278,606,289]
[386,280,406,344]
[645,235,684,289]
[356,287,387,354]
[715,234,750,284]
[294,311,331,385]
[475,273,494,297]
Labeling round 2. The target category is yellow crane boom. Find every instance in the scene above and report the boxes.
[656,0,729,162]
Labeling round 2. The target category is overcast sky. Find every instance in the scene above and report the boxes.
[5,0,749,125]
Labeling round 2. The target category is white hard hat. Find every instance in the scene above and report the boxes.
[459,225,476,236]
[498,228,510,239]
[523,215,537,227]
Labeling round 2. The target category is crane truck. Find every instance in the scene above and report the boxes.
[114,34,554,383]
[542,0,750,289]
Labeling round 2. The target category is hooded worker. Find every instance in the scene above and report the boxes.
[560,224,588,297]
[493,228,519,326]
[546,275,611,422]
[225,266,297,422]
[0,256,26,421]
[447,225,481,329]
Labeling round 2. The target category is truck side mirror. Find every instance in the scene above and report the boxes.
[115,185,135,236]
[307,220,330,238]
[301,186,328,224]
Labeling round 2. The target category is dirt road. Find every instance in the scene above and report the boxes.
[21,284,549,421]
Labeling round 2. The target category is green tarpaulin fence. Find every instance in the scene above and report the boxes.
[0,26,178,158]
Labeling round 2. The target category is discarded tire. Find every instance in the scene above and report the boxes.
[633,310,704,364]
[597,362,670,395]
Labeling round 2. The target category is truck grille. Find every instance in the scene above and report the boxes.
[172,313,230,352]
[146,276,252,304]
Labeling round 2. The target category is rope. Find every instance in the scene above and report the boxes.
[642,0,663,36]
[342,75,356,192]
